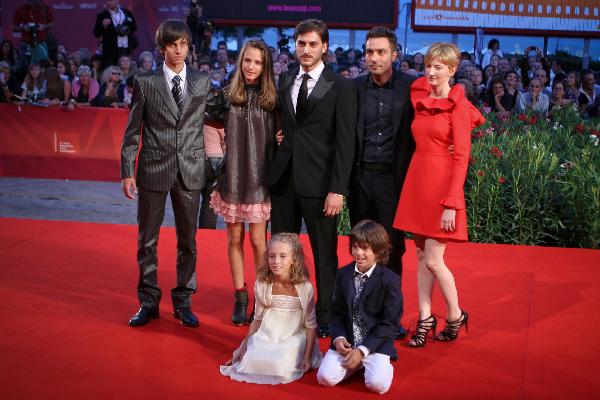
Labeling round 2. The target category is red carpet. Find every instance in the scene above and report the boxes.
[0,218,599,399]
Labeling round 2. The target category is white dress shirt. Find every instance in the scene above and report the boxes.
[109,8,129,49]
[291,61,325,112]
[163,62,187,102]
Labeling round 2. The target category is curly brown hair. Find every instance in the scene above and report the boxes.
[256,233,310,284]
[349,220,391,265]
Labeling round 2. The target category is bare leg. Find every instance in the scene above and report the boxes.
[408,235,438,347]
[248,222,267,273]
[414,234,435,319]
[227,222,245,289]
[423,237,461,321]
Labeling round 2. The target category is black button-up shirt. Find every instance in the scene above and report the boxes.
[363,74,394,164]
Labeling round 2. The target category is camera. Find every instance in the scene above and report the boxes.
[277,34,290,53]
[115,24,130,36]
[204,20,215,34]
[25,22,40,32]
[24,22,41,45]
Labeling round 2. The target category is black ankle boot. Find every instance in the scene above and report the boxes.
[247,300,255,323]
[231,286,249,326]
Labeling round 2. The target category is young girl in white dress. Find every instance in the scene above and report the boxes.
[220,233,323,384]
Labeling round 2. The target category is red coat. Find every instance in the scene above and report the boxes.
[393,77,485,242]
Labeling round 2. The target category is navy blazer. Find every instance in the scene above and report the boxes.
[330,262,403,357]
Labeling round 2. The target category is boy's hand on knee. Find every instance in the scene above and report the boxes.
[342,348,364,370]
[334,337,352,356]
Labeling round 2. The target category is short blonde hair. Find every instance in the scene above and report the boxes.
[424,42,460,71]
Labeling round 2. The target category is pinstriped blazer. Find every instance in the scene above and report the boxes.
[120,67,210,191]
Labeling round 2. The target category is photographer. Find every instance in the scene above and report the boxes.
[12,0,54,64]
[519,46,550,89]
[93,0,137,69]
[186,1,214,59]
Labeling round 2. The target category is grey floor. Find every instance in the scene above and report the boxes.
[0,177,225,228]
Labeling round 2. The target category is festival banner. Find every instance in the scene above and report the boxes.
[412,0,600,37]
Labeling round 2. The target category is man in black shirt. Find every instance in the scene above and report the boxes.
[349,27,415,339]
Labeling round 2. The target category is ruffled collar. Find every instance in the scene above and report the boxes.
[412,76,464,112]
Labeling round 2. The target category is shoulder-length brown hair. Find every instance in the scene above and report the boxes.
[24,63,43,92]
[256,233,310,284]
[45,67,65,100]
[228,39,277,111]
[349,220,391,265]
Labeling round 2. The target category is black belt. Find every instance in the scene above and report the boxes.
[360,161,393,172]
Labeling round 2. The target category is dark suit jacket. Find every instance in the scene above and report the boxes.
[353,71,416,200]
[266,65,357,197]
[120,68,210,191]
[330,262,403,357]
[93,8,137,66]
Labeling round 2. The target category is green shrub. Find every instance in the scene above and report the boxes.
[466,106,599,248]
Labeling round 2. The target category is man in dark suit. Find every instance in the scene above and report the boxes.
[349,27,415,338]
[267,19,357,338]
[317,220,402,394]
[93,0,137,68]
[121,19,210,328]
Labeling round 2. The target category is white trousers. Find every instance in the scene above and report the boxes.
[316,349,394,394]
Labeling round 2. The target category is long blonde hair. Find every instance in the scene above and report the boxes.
[257,233,310,284]
[228,39,277,111]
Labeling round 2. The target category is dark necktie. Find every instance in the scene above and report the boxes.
[295,73,310,123]
[172,75,183,111]
[352,272,369,346]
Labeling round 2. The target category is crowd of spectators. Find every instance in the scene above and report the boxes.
[1,1,599,119]
[445,41,600,118]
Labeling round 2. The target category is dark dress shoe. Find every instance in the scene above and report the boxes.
[396,324,407,340]
[128,306,159,327]
[173,308,199,327]
[317,323,331,338]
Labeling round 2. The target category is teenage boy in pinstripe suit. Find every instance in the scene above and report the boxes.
[121,19,210,328]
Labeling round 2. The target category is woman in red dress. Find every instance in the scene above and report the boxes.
[393,43,485,347]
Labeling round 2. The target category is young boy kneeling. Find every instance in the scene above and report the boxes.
[317,220,403,394]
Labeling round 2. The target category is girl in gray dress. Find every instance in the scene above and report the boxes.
[208,40,278,326]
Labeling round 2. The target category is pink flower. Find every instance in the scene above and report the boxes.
[472,130,484,139]
[489,146,504,158]
[498,177,506,184]
[477,170,485,177]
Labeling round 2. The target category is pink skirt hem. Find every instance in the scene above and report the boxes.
[210,191,271,223]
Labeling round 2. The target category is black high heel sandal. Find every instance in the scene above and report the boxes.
[436,310,469,342]
[408,315,437,348]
